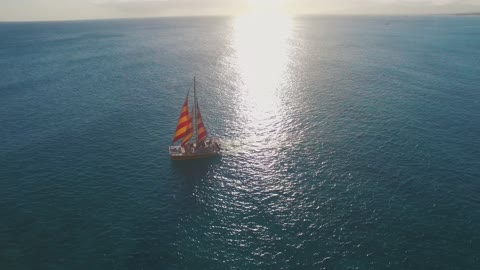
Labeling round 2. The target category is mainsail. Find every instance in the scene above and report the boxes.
[196,103,208,142]
[182,109,194,144]
[172,94,193,144]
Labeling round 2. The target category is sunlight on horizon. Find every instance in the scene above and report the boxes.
[246,0,289,15]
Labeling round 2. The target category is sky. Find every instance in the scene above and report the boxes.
[0,0,479,21]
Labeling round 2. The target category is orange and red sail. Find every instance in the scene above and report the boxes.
[182,110,194,145]
[172,95,193,145]
[172,92,208,145]
[196,103,207,142]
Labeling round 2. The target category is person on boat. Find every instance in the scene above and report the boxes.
[207,139,213,151]
[187,143,194,154]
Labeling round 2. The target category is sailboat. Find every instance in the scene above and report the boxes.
[169,77,221,160]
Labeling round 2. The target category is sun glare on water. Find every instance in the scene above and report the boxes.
[230,3,294,150]
[233,13,292,104]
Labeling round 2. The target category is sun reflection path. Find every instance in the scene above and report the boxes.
[234,14,292,109]
[231,13,294,151]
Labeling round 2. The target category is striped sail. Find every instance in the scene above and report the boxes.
[182,110,194,145]
[172,94,193,144]
[196,103,208,142]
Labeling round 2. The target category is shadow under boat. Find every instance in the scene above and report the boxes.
[170,153,221,183]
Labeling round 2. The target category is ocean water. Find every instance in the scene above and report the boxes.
[0,15,479,269]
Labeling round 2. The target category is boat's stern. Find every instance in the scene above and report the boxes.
[169,146,183,157]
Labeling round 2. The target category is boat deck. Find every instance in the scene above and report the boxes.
[169,140,221,160]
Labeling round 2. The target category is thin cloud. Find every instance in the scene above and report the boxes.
[91,0,245,16]
[1,0,479,21]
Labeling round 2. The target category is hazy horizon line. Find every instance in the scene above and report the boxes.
[1,12,478,23]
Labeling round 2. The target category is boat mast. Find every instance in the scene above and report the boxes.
[193,76,198,141]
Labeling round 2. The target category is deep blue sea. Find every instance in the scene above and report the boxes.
[0,15,479,269]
